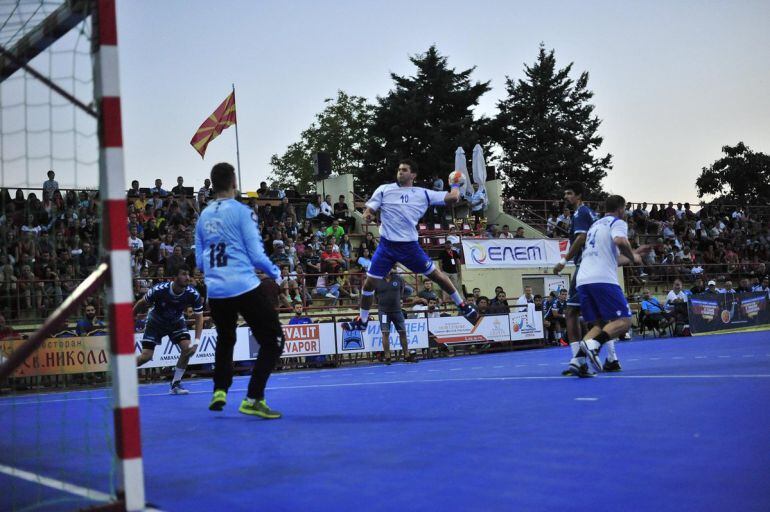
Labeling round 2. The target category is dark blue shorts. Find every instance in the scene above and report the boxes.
[566,267,581,308]
[141,317,190,349]
[576,283,632,323]
[368,238,435,279]
[379,310,407,332]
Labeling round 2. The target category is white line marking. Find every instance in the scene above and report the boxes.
[5,374,770,405]
[493,365,505,368]
[537,363,549,366]
[649,357,661,360]
[428,369,440,372]
[471,367,483,370]
[575,397,599,401]
[384,371,396,374]
[695,356,708,359]
[672,356,684,360]
[718,356,731,359]
[515,364,528,367]
[0,463,112,503]
[743,355,755,358]
[406,370,418,373]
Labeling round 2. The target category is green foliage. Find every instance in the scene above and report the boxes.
[269,90,374,193]
[696,142,770,206]
[359,45,491,194]
[493,44,611,200]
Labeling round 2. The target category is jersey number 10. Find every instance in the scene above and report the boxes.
[209,242,228,268]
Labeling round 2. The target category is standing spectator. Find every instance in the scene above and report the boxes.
[256,181,269,197]
[466,183,487,226]
[374,270,416,364]
[546,213,558,237]
[499,225,514,239]
[427,174,445,227]
[198,178,212,199]
[127,180,141,198]
[438,240,461,299]
[164,245,186,276]
[150,178,168,197]
[171,176,185,196]
[42,170,59,200]
[516,286,534,305]
[76,303,105,336]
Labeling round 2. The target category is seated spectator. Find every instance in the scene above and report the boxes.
[270,241,292,270]
[324,219,345,242]
[752,276,769,297]
[640,289,674,333]
[412,297,440,318]
[476,296,490,316]
[513,227,525,239]
[128,180,141,198]
[704,280,720,295]
[356,246,373,271]
[499,224,514,239]
[314,273,340,302]
[488,291,510,314]
[689,277,705,296]
[736,278,753,293]
[289,302,312,324]
[170,176,185,196]
[305,195,320,221]
[416,279,439,305]
[164,245,186,276]
[76,303,105,336]
[516,286,534,305]
[128,226,144,253]
[665,279,689,327]
[256,181,269,197]
[320,241,344,273]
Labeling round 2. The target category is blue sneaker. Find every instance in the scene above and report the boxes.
[342,316,368,331]
[459,302,478,323]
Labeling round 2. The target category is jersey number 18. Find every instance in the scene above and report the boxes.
[209,242,228,268]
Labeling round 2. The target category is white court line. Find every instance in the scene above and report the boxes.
[672,356,684,360]
[575,397,599,401]
[493,365,505,369]
[6,373,770,406]
[743,355,755,358]
[0,463,112,503]
[695,356,708,359]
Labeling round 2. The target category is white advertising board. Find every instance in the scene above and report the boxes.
[335,318,429,354]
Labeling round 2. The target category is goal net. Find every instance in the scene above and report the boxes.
[0,1,144,510]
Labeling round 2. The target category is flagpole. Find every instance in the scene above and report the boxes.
[232,83,243,190]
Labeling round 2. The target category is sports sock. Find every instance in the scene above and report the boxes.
[359,309,369,322]
[172,367,185,384]
[595,330,611,345]
[449,291,463,306]
[606,339,618,362]
[244,397,256,405]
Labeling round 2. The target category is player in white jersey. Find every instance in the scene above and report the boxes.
[574,195,648,374]
[343,159,478,332]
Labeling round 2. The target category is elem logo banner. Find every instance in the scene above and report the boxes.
[462,238,570,269]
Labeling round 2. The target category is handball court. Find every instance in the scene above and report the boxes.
[1,331,769,512]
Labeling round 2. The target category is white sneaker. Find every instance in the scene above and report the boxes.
[325,293,337,299]
[169,382,190,395]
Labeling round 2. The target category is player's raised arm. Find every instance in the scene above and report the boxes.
[240,207,280,280]
[443,170,465,205]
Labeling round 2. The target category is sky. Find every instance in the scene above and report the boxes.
[111,0,770,203]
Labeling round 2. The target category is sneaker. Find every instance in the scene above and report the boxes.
[561,363,580,376]
[238,398,282,419]
[403,353,419,363]
[576,364,596,378]
[208,389,227,411]
[169,382,189,395]
[325,293,337,299]
[558,338,569,347]
[459,302,479,323]
[603,359,622,372]
[579,340,603,373]
[342,316,368,331]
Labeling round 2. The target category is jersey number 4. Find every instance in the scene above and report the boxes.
[209,242,228,268]
[586,231,597,248]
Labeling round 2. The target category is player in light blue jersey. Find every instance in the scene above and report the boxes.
[575,195,648,374]
[196,162,285,419]
[342,159,478,333]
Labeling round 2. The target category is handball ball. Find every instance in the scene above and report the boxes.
[448,170,466,187]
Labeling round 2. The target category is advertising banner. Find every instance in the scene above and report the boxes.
[544,275,569,295]
[134,327,221,369]
[427,314,511,344]
[247,323,337,359]
[508,304,545,342]
[462,238,570,269]
[1,336,110,377]
[688,292,770,334]
[335,318,429,354]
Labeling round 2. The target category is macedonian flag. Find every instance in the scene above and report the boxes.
[190,92,237,158]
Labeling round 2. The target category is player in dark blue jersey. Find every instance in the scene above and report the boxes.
[134,265,204,394]
[544,288,568,344]
[196,162,285,419]
[552,181,601,377]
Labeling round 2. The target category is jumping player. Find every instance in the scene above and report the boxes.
[196,162,285,419]
[552,181,604,377]
[343,159,477,331]
[575,195,646,373]
[135,265,203,395]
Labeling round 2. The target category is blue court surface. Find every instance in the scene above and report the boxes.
[1,330,769,512]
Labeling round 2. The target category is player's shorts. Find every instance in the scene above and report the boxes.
[566,267,581,308]
[379,310,407,333]
[546,316,566,329]
[141,317,191,350]
[368,238,435,279]
[576,283,632,324]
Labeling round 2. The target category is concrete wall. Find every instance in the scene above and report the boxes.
[314,174,355,211]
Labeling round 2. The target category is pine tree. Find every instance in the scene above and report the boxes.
[359,45,491,194]
[493,44,611,200]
